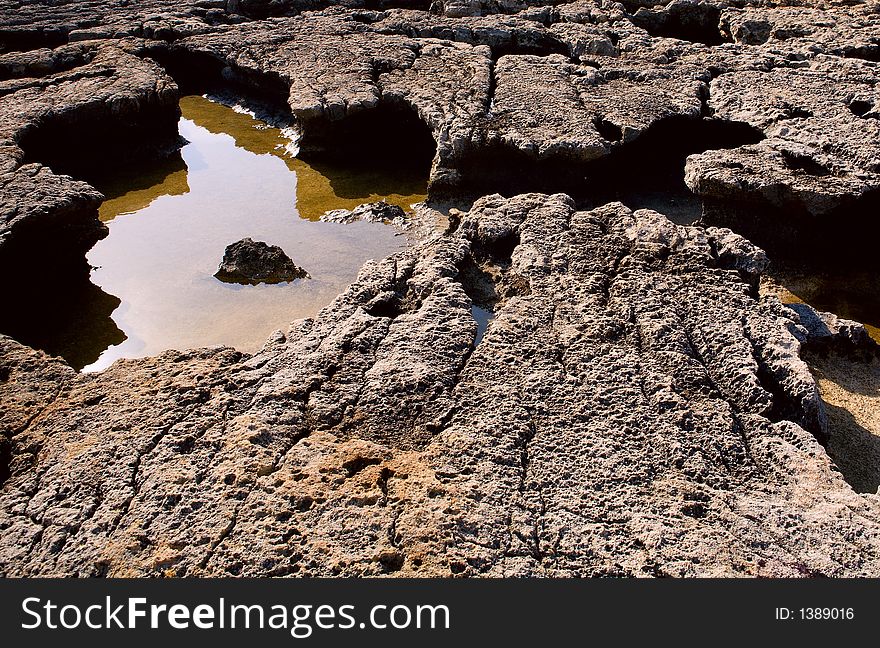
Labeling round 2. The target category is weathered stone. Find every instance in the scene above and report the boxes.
[0,44,181,280]
[215,238,309,284]
[3,194,880,577]
[322,200,409,226]
[2,0,880,579]
[684,55,880,262]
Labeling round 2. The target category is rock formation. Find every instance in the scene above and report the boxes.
[322,201,409,226]
[3,193,880,577]
[2,0,880,577]
[215,238,309,284]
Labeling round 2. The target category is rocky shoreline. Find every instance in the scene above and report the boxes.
[2,0,880,576]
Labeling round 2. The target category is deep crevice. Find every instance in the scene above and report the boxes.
[445,116,763,224]
[781,151,831,177]
[630,4,728,46]
[701,187,880,270]
[145,44,292,110]
[343,456,382,478]
[16,81,182,183]
[296,99,436,180]
[848,99,876,119]
[593,116,623,142]
[488,38,570,62]
[755,359,826,444]
[0,27,69,54]
[839,44,880,63]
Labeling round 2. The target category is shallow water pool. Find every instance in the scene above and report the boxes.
[81,95,428,371]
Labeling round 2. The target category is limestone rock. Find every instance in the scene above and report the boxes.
[321,201,409,226]
[214,238,309,284]
[2,0,880,579]
[3,194,880,577]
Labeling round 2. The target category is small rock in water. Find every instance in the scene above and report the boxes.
[214,238,309,285]
[321,201,409,227]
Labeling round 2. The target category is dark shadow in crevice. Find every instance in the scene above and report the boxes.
[297,99,436,197]
[366,0,432,10]
[342,455,382,477]
[0,272,125,372]
[755,359,827,444]
[6,62,187,369]
[445,116,763,225]
[848,99,874,118]
[146,44,292,110]
[233,0,431,19]
[482,37,570,62]
[364,293,405,319]
[630,4,728,46]
[839,45,880,63]
[17,88,181,184]
[781,150,831,177]
[0,27,68,55]
[701,186,880,271]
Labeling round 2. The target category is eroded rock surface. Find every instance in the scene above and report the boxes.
[4,1,880,253]
[3,194,880,577]
[215,238,309,284]
[3,0,880,578]
[0,44,180,278]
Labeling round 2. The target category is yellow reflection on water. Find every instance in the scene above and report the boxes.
[98,155,190,221]
[82,93,417,371]
[177,94,428,221]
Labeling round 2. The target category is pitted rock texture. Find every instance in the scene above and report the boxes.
[3,194,880,577]
[2,0,880,578]
[4,1,880,244]
[215,238,309,284]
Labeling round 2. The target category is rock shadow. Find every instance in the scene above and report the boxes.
[449,116,763,223]
[0,275,126,371]
[630,4,728,46]
[701,187,880,270]
[825,402,880,494]
[296,101,436,193]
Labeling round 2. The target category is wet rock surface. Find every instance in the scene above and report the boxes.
[215,238,309,284]
[2,0,880,576]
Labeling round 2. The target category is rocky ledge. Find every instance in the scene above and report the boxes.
[2,0,880,577]
[2,1,878,267]
[3,193,880,577]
